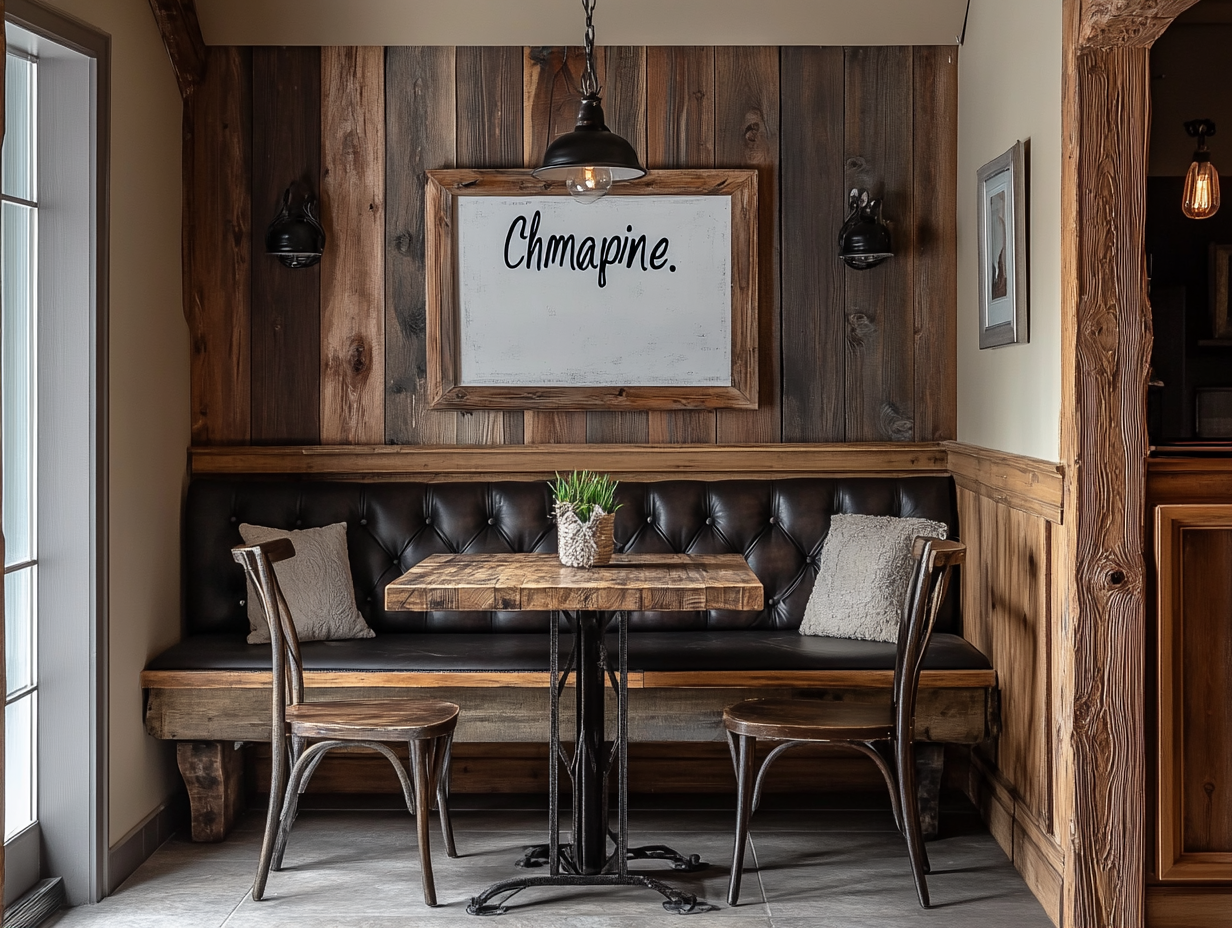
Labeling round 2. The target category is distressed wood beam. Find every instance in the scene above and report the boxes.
[147,0,207,99]
[1077,0,1201,48]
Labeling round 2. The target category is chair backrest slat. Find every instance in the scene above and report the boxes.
[892,538,965,743]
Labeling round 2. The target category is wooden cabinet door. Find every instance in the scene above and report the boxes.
[1156,505,1232,881]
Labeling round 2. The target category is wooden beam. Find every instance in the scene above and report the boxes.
[176,741,244,842]
[1077,0,1201,48]
[147,0,207,99]
[188,441,950,480]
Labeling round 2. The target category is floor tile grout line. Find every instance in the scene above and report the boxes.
[216,886,250,927]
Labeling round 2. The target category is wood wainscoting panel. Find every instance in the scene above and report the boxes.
[320,46,385,445]
[645,46,716,445]
[843,46,915,443]
[455,46,523,446]
[956,442,1065,926]
[185,46,251,445]
[1154,505,1232,882]
[251,46,322,444]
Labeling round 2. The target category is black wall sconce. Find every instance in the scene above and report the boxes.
[1182,119,1220,220]
[838,188,893,270]
[266,182,326,268]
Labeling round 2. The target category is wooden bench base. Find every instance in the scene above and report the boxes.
[146,673,994,844]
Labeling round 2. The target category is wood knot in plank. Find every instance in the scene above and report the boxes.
[847,313,877,347]
[880,404,913,442]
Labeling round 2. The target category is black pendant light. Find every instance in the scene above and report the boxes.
[532,0,646,202]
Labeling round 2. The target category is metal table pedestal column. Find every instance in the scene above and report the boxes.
[466,610,712,916]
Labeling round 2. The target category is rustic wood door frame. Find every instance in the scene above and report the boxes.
[1060,2,1200,926]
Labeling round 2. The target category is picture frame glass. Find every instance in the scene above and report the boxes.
[983,166,1015,329]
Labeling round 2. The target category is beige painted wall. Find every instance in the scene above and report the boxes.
[195,0,968,47]
[956,0,1063,462]
[41,0,188,846]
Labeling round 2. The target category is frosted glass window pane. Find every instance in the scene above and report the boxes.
[2,201,36,566]
[2,55,35,202]
[5,566,34,696]
[5,693,36,840]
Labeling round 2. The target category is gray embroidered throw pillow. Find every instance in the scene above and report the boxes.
[799,514,948,644]
[239,522,375,645]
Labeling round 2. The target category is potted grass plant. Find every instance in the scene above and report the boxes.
[551,470,621,568]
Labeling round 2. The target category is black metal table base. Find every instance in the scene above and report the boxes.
[515,841,709,873]
[466,609,716,915]
[467,873,715,916]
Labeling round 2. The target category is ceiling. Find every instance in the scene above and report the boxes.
[194,0,970,47]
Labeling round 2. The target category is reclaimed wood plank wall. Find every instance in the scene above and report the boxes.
[185,45,957,447]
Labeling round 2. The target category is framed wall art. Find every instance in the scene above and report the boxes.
[424,168,758,410]
[977,141,1028,348]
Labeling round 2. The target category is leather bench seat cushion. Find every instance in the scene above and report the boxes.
[147,630,990,674]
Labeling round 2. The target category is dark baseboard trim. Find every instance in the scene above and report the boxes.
[4,877,66,928]
[106,795,187,895]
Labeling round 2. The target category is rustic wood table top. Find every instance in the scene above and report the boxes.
[384,552,764,613]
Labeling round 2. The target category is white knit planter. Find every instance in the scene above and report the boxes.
[556,502,615,569]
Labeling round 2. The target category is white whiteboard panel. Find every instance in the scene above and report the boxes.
[456,195,731,387]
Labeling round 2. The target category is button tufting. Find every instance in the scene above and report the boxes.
[705,517,714,525]
[424,517,432,525]
[767,597,777,606]
[295,520,303,527]
[230,516,237,523]
[360,518,368,526]
[488,517,496,525]
[769,516,777,525]
[646,516,654,524]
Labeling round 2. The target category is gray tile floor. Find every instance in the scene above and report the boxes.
[46,795,1051,928]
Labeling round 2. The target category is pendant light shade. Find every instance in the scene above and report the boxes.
[532,0,645,201]
[1182,119,1220,220]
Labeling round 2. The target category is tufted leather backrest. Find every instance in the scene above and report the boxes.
[185,477,960,635]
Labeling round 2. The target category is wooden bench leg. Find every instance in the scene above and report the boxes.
[177,741,245,842]
[915,742,944,841]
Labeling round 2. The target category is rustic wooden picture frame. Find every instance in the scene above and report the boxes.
[976,141,1028,349]
[425,168,758,410]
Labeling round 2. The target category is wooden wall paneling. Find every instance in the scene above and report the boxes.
[779,46,845,442]
[251,46,322,444]
[586,45,650,444]
[843,46,915,442]
[714,46,780,444]
[911,46,958,441]
[320,46,385,444]
[521,45,597,445]
[385,46,458,444]
[645,46,716,444]
[959,488,1054,836]
[455,46,523,445]
[185,46,251,444]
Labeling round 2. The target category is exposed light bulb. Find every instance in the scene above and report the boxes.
[565,166,613,203]
[1183,159,1220,219]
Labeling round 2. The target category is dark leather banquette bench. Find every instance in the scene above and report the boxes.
[145,475,997,841]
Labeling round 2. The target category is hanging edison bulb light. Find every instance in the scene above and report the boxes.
[1182,119,1221,220]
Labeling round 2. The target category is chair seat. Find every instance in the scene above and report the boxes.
[286,698,459,741]
[723,697,894,742]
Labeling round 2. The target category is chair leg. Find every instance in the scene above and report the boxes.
[271,743,330,871]
[433,733,458,858]
[253,739,289,901]
[410,737,439,906]
[896,738,931,908]
[728,732,757,907]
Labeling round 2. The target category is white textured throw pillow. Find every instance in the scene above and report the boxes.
[239,522,375,645]
[799,514,949,644]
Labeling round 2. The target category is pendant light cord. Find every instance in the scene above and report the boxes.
[581,0,600,97]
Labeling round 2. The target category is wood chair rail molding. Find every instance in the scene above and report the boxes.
[1061,1,1201,926]
[188,442,951,481]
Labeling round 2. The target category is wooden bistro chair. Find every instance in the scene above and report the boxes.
[232,539,460,906]
[723,537,966,909]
